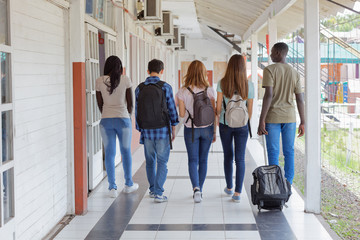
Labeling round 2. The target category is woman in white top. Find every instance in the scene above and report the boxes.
[96,56,138,197]
[176,60,216,203]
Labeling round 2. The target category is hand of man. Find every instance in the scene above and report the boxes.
[297,123,305,137]
[257,121,268,135]
[171,126,176,141]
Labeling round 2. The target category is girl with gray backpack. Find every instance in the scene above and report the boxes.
[176,60,216,203]
[216,55,254,202]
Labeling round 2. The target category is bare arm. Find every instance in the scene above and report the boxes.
[178,100,186,118]
[216,91,223,119]
[295,92,305,137]
[126,87,133,115]
[247,98,253,120]
[96,91,103,113]
[257,86,273,135]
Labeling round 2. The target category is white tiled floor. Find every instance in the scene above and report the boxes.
[55,127,334,240]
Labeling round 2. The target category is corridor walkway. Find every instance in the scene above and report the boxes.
[54,127,335,240]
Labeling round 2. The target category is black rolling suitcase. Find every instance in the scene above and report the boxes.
[250,165,292,211]
[251,136,291,211]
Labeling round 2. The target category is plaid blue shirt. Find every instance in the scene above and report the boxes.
[135,76,179,144]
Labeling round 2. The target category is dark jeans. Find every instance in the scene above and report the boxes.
[219,123,248,193]
[184,125,213,192]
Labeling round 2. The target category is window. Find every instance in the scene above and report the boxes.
[0,0,9,45]
[0,0,14,228]
[86,0,114,28]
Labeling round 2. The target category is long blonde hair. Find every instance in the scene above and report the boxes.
[183,60,209,88]
[221,55,248,100]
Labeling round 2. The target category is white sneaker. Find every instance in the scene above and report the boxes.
[193,189,202,203]
[109,189,118,198]
[123,183,139,193]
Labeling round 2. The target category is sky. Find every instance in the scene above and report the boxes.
[342,1,360,15]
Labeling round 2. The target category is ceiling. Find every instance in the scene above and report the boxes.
[256,0,358,43]
[162,0,202,38]
[163,0,357,46]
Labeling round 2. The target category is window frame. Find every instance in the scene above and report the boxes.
[85,0,115,29]
[0,0,15,231]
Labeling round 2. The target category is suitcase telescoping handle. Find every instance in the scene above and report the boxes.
[262,134,269,165]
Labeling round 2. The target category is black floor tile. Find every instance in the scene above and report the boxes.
[126,224,159,231]
[225,224,258,231]
[192,224,224,231]
[158,224,192,231]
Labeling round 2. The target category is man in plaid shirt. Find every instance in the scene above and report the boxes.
[135,59,179,203]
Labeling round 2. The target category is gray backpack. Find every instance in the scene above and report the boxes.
[223,94,248,128]
[186,87,215,141]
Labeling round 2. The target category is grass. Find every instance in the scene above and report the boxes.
[321,192,360,240]
[321,127,360,172]
[291,126,360,240]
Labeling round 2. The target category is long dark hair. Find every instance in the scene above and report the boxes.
[104,56,123,94]
[221,54,248,100]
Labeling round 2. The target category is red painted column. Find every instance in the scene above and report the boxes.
[73,62,88,215]
[207,70,213,86]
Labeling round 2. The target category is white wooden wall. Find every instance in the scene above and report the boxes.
[1,1,181,239]
[12,0,68,239]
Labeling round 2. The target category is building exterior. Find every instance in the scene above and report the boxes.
[0,0,357,239]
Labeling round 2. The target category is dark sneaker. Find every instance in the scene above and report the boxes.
[154,195,168,203]
[149,191,156,198]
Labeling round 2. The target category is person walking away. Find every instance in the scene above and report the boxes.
[216,54,254,202]
[257,42,305,185]
[135,59,179,203]
[176,60,216,203]
[96,56,139,198]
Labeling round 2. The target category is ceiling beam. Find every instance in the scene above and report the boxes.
[242,0,297,41]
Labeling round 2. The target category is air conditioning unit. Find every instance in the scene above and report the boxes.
[161,11,173,36]
[143,0,162,21]
[176,34,187,51]
[172,26,181,46]
[180,34,187,50]
[166,26,181,47]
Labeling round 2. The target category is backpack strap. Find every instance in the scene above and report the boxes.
[222,96,227,126]
[248,120,252,138]
[139,82,146,91]
[186,87,197,143]
[187,86,195,95]
[246,101,252,138]
[185,109,195,142]
[156,81,165,88]
[204,87,208,97]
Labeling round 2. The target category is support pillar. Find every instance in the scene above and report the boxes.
[251,34,259,139]
[304,0,321,214]
[268,18,277,64]
[70,0,87,215]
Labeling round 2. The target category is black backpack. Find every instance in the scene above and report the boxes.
[250,165,292,211]
[185,87,215,142]
[136,81,172,148]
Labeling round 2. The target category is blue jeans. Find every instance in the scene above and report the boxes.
[265,122,296,184]
[100,118,133,190]
[219,123,248,193]
[184,125,213,192]
[144,137,170,196]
